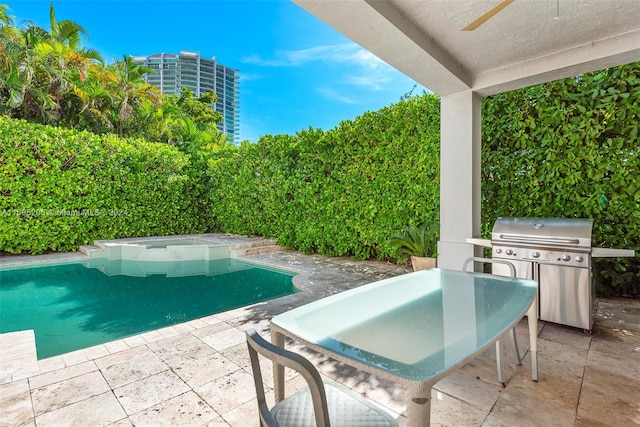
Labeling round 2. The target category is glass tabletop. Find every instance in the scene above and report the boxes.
[271,268,538,382]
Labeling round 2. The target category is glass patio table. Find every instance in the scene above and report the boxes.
[270,268,539,426]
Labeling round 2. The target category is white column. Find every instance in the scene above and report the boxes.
[438,90,483,270]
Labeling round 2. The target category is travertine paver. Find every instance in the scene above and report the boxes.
[0,330,39,384]
[505,368,582,412]
[458,347,519,386]
[521,340,587,383]
[587,339,640,380]
[146,333,216,364]
[201,327,247,352]
[352,374,406,415]
[35,391,127,426]
[82,343,110,360]
[169,351,241,388]
[582,365,640,405]
[491,386,577,426]
[430,389,489,426]
[1,241,639,427]
[432,370,503,412]
[577,384,640,426]
[36,356,65,374]
[60,349,89,366]
[31,371,111,415]
[0,380,33,426]
[194,369,257,415]
[190,321,233,339]
[95,346,168,389]
[127,391,222,426]
[219,399,259,427]
[538,322,592,350]
[28,360,97,389]
[122,334,148,348]
[114,370,190,415]
[103,340,129,354]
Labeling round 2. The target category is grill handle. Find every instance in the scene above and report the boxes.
[462,257,516,277]
[498,234,580,246]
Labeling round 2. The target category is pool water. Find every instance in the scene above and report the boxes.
[0,258,297,359]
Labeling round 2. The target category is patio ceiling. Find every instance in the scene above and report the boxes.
[293,0,640,96]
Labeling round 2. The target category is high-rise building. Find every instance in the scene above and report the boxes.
[132,51,239,143]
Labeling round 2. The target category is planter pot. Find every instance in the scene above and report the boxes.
[411,256,437,271]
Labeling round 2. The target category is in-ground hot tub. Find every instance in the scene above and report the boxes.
[87,235,230,262]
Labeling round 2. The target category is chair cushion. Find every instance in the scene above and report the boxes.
[271,381,398,427]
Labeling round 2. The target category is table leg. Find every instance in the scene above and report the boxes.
[406,382,432,426]
[271,329,285,402]
[495,339,504,384]
[527,294,538,381]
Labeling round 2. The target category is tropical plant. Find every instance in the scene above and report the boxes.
[388,222,440,258]
[106,55,160,137]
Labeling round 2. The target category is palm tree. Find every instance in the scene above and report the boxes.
[0,4,17,84]
[0,22,57,121]
[1,3,102,124]
[108,55,160,137]
[48,3,102,65]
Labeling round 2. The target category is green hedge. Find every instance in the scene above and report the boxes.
[207,94,441,260]
[0,117,207,253]
[482,63,640,296]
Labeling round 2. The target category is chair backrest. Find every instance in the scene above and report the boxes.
[246,328,331,427]
[462,256,516,277]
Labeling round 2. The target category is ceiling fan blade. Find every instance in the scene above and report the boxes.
[462,0,515,31]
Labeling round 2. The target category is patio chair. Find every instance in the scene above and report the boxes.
[246,328,398,427]
[462,257,523,383]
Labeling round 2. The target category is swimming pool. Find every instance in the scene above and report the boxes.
[0,258,298,359]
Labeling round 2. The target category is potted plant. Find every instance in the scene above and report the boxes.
[389,222,439,271]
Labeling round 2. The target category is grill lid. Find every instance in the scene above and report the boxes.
[492,217,594,248]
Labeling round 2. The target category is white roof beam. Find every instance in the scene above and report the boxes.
[472,29,640,96]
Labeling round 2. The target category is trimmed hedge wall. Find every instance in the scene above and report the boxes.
[208,95,441,260]
[0,117,207,253]
[482,64,640,296]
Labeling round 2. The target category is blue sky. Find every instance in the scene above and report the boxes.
[5,0,425,142]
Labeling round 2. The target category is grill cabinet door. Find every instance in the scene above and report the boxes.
[539,264,592,330]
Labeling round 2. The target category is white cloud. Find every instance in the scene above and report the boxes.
[345,74,387,91]
[242,43,387,69]
[242,42,397,92]
[316,87,359,104]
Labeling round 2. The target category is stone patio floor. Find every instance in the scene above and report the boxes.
[1,237,639,426]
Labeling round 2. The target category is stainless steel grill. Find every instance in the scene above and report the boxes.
[490,217,595,331]
[467,217,634,331]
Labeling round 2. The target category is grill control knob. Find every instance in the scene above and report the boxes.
[505,249,513,255]
[532,251,540,258]
[495,249,502,254]
[575,255,584,262]
[561,254,571,262]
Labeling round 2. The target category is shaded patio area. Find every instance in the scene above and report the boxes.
[1,241,639,426]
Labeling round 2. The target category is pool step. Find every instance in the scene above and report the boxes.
[79,244,101,257]
[231,239,285,256]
